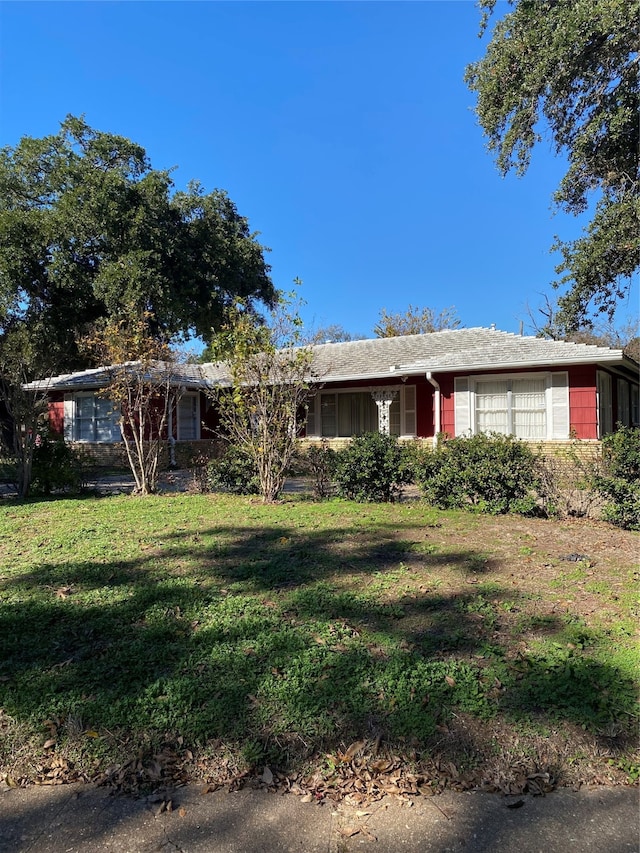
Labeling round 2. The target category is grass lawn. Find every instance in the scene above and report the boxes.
[0,492,637,798]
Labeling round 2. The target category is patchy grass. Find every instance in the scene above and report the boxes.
[0,493,637,796]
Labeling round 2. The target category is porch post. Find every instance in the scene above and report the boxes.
[370,387,399,435]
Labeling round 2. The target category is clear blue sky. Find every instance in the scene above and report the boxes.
[1,1,635,340]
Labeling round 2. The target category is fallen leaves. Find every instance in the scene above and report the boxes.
[286,739,443,806]
[95,743,195,794]
[481,761,558,797]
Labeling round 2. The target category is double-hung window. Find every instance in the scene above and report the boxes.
[474,377,546,439]
[455,372,569,440]
[65,394,121,443]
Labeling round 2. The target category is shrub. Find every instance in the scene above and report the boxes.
[415,432,541,515]
[334,432,413,502]
[30,432,85,496]
[534,442,603,519]
[296,441,337,499]
[595,426,640,530]
[207,445,260,495]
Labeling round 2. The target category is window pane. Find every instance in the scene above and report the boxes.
[512,378,546,439]
[476,380,508,434]
[617,379,630,427]
[321,394,336,437]
[513,410,545,439]
[95,419,114,442]
[77,396,95,417]
[337,393,378,436]
[78,419,94,441]
[94,397,115,418]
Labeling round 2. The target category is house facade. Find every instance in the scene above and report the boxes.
[302,328,638,445]
[28,328,639,458]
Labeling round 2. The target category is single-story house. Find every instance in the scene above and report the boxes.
[26,328,639,459]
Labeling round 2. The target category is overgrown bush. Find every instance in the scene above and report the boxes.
[296,441,338,499]
[415,432,542,515]
[30,433,85,496]
[594,426,640,530]
[534,441,603,519]
[334,432,413,502]
[207,445,260,495]
[398,439,430,482]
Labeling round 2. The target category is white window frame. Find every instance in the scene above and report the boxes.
[177,393,201,441]
[64,392,121,443]
[305,385,417,439]
[455,372,569,440]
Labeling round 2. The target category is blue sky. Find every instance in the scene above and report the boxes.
[1,1,635,341]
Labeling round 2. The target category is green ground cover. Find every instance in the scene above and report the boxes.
[0,493,637,794]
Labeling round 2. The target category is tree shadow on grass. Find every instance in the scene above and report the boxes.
[0,516,636,783]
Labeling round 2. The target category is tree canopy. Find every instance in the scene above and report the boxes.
[305,324,364,344]
[374,305,461,338]
[465,0,639,332]
[0,116,275,376]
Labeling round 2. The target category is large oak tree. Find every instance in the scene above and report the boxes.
[466,0,639,332]
[0,115,275,377]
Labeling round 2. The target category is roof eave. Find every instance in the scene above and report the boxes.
[394,353,627,374]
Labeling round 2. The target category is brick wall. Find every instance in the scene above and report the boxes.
[69,439,226,470]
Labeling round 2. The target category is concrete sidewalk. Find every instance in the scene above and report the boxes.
[1,782,638,853]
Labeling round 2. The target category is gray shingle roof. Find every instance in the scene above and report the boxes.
[26,328,633,391]
[287,327,629,383]
[24,361,212,392]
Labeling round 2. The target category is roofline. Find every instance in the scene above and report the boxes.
[24,340,636,391]
[315,352,632,384]
[389,353,629,375]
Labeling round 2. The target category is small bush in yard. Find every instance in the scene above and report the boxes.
[334,432,413,502]
[595,426,640,530]
[416,432,541,515]
[30,432,85,495]
[207,445,260,495]
[297,441,337,499]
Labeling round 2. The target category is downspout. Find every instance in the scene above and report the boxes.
[426,372,440,449]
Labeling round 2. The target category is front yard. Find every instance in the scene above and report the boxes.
[0,492,637,798]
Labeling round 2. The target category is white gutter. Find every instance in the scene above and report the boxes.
[426,371,440,448]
